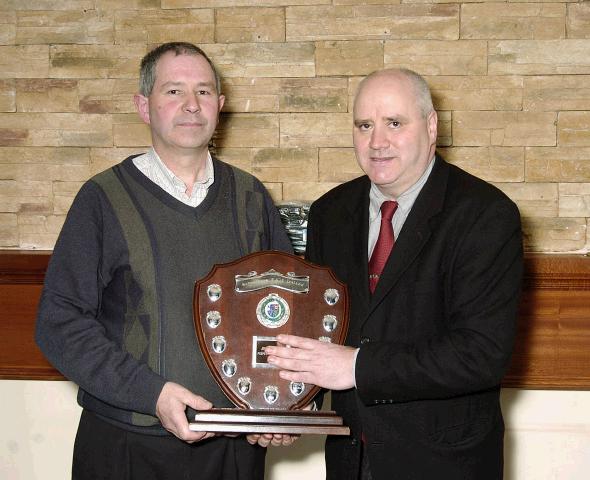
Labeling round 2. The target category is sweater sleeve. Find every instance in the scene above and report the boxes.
[35,181,166,417]
[260,182,293,254]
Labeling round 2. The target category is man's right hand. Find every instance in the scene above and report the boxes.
[156,381,215,443]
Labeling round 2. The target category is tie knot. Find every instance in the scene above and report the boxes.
[380,201,398,222]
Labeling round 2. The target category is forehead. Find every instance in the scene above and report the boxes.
[354,74,418,116]
[154,51,215,84]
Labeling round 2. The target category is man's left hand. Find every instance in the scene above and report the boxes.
[265,334,357,390]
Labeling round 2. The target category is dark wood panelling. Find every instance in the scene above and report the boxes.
[0,251,61,379]
[1,251,590,389]
[503,254,590,389]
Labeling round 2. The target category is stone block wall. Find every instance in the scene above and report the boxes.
[1,0,589,251]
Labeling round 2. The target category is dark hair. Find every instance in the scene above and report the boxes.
[138,42,221,96]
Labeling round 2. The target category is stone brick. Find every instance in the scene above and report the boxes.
[461,3,565,40]
[319,148,363,183]
[280,78,348,112]
[115,9,214,45]
[0,213,18,247]
[0,80,15,112]
[162,0,326,7]
[216,7,285,43]
[214,148,254,173]
[2,163,90,182]
[112,114,151,148]
[0,12,16,45]
[559,184,590,218]
[52,182,83,216]
[558,112,590,146]
[207,42,315,78]
[50,44,145,79]
[18,214,64,250]
[78,79,137,114]
[16,10,114,45]
[286,4,459,41]
[16,79,79,113]
[0,147,89,165]
[0,179,52,198]
[453,112,556,147]
[567,3,590,39]
[280,113,351,148]
[3,1,93,9]
[525,147,590,182]
[96,0,160,10]
[283,182,340,203]
[315,41,384,77]
[0,45,49,78]
[53,181,83,197]
[263,182,283,203]
[334,0,402,4]
[384,40,487,75]
[524,75,590,111]
[495,182,558,218]
[0,113,112,147]
[214,113,279,148]
[1,195,53,215]
[221,78,280,113]
[489,40,590,75]
[429,76,523,111]
[252,148,317,182]
[521,216,586,252]
[90,147,148,175]
[436,111,452,147]
[438,147,524,182]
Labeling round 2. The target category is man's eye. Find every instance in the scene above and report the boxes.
[198,90,211,95]
[358,123,371,131]
[389,121,400,128]
[168,89,180,95]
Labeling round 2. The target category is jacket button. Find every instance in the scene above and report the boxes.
[360,337,370,344]
[350,439,358,446]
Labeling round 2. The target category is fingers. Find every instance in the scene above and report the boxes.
[156,382,215,443]
[246,433,299,447]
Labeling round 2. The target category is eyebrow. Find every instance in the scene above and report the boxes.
[159,80,216,89]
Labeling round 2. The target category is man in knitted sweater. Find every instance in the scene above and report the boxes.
[35,42,293,479]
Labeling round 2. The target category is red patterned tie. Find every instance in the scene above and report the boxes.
[368,201,398,293]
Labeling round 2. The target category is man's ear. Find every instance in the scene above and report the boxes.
[427,110,438,144]
[134,94,150,125]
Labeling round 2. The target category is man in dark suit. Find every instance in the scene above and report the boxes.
[265,68,523,479]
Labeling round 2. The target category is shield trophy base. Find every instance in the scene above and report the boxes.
[189,408,350,435]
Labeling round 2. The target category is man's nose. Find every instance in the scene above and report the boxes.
[183,93,201,113]
[369,125,388,150]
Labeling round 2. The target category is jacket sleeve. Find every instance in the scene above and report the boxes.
[35,181,166,416]
[355,197,523,403]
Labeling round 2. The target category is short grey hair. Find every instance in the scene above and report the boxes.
[138,42,221,97]
[357,68,434,118]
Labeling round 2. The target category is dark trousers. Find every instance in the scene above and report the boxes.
[360,443,373,480]
[72,410,266,480]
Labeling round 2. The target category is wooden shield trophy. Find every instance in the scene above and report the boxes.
[190,251,350,435]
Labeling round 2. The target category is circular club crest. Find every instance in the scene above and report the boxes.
[256,293,290,328]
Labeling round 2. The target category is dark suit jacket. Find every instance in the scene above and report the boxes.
[306,156,523,480]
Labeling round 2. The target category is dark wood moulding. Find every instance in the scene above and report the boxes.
[1,250,590,390]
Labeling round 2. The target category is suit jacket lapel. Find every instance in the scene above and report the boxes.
[366,156,449,318]
[342,177,372,315]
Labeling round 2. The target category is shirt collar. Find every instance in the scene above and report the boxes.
[369,156,435,221]
[147,147,214,194]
